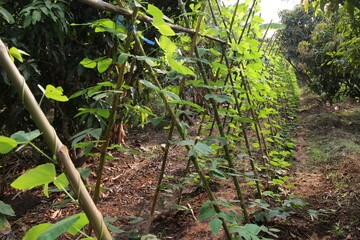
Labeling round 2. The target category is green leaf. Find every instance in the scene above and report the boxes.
[8,47,23,62]
[43,183,49,197]
[23,223,52,240]
[93,18,115,32]
[141,234,159,240]
[32,10,41,24]
[80,58,96,69]
[74,108,110,119]
[140,80,161,92]
[151,117,164,126]
[189,142,213,157]
[11,163,56,190]
[198,204,216,221]
[127,215,143,224]
[153,18,175,36]
[37,215,80,240]
[0,214,11,235]
[307,209,318,220]
[252,142,260,148]
[69,89,87,99]
[0,136,17,154]
[0,6,15,24]
[198,48,208,57]
[147,5,175,36]
[130,105,156,117]
[244,224,261,235]
[54,173,69,190]
[210,169,227,179]
[118,53,132,65]
[0,201,15,216]
[168,99,205,112]
[209,218,222,235]
[103,217,125,233]
[147,4,164,18]
[272,178,284,185]
[89,128,102,139]
[11,130,41,144]
[217,212,238,223]
[23,15,32,28]
[211,62,228,72]
[175,140,195,146]
[204,94,233,103]
[97,58,112,73]
[159,36,177,56]
[78,167,92,180]
[162,90,181,101]
[168,58,195,76]
[135,56,156,66]
[45,85,69,102]
[68,213,89,235]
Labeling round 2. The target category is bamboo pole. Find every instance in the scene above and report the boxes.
[178,0,251,223]
[0,39,112,240]
[87,7,139,237]
[146,0,206,231]
[130,30,232,239]
[93,6,139,205]
[209,0,263,199]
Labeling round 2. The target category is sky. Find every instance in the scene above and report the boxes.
[223,0,300,23]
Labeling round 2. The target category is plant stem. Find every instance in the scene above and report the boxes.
[29,142,55,163]
[145,121,175,233]
[92,7,139,205]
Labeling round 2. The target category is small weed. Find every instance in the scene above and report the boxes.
[327,171,349,191]
[307,131,360,166]
[305,106,360,166]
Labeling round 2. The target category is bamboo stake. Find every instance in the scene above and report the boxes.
[221,48,263,199]
[209,0,263,199]
[130,29,232,238]
[145,0,206,226]
[93,6,139,205]
[213,1,271,185]
[86,7,139,237]
[259,20,273,50]
[237,0,257,44]
[0,39,112,240]
[174,0,207,205]
[145,122,175,233]
[194,45,250,223]
[208,0,256,136]
[177,0,250,222]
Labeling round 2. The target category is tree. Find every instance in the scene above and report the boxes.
[279,4,360,102]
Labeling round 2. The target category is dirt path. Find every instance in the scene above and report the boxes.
[275,90,360,240]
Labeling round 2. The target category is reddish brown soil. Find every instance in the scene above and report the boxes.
[2,92,360,240]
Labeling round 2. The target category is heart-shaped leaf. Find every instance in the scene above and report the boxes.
[11,163,56,190]
[0,136,17,154]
